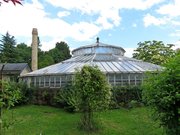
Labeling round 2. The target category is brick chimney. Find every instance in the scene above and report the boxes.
[31,28,38,71]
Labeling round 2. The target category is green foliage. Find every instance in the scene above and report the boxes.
[48,41,71,64]
[32,89,56,105]
[0,81,21,109]
[15,82,35,105]
[133,40,175,65]
[38,41,71,68]
[0,32,71,68]
[0,81,22,134]
[142,52,180,135]
[74,65,111,132]
[38,52,54,68]
[0,32,17,63]
[111,86,142,109]
[0,81,34,106]
[15,43,32,66]
[55,85,80,113]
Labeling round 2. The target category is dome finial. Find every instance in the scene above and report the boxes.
[96,37,99,45]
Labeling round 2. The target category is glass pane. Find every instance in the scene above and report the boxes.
[115,74,122,86]
[36,77,40,87]
[66,75,72,83]
[50,76,55,87]
[40,77,44,87]
[122,74,129,86]
[31,77,35,86]
[135,74,142,85]
[55,76,60,87]
[45,76,49,87]
[61,76,67,87]
[130,74,135,85]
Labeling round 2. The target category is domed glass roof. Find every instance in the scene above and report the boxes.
[23,39,162,77]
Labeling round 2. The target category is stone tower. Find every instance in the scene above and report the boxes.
[31,28,38,71]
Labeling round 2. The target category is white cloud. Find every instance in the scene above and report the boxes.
[0,0,101,49]
[96,16,114,29]
[170,30,180,37]
[172,40,180,50]
[124,48,135,58]
[171,20,180,26]
[70,22,101,41]
[0,0,47,36]
[0,0,167,52]
[147,0,180,28]
[157,0,180,17]
[45,0,165,11]
[143,14,167,27]
[44,0,164,30]
[57,11,71,18]
[117,0,165,10]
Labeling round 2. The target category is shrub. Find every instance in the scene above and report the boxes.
[74,65,111,132]
[142,52,180,135]
[54,84,80,113]
[110,86,142,108]
[15,82,35,105]
[0,81,22,108]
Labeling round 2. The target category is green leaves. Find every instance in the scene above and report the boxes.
[0,32,17,63]
[133,40,175,65]
[0,81,21,109]
[142,52,180,135]
[74,65,111,111]
[74,65,111,132]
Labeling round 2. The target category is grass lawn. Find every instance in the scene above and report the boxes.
[3,105,163,135]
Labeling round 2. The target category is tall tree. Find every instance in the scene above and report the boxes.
[38,52,54,69]
[0,32,17,63]
[133,40,175,65]
[74,65,111,132]
[15,43,31,65]
[142,52,180,135]
[49,41,71,63]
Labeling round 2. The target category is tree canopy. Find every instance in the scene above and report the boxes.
[0,32,17,63]
[133,40,175,65]
[142,52,180,135]
[0,32,71,68]
[15,43,32,65]
[48,41,71,63]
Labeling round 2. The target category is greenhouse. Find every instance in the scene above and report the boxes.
[21,38,162,88]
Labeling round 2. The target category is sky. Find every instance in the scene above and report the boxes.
[0,0,180,57]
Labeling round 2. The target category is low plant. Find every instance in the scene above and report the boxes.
[54,84,80,113]
[111,86,142,108]
[0,81,22,134]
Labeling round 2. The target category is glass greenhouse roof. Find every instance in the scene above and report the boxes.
[22,41,162,77]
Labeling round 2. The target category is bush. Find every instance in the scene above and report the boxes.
[0,81,21,108]
[15,82,35,105]
[142,52,180,135]
[54,84,80,113]
[110,86,142,109]
[74,65,111,132]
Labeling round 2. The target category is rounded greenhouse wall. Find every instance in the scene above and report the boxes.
[21,39,162,88]
[22,73,145,88]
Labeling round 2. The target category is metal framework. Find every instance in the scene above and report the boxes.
[21,41,161,88]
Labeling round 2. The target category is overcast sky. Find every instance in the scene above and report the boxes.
[0,0,180,57]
